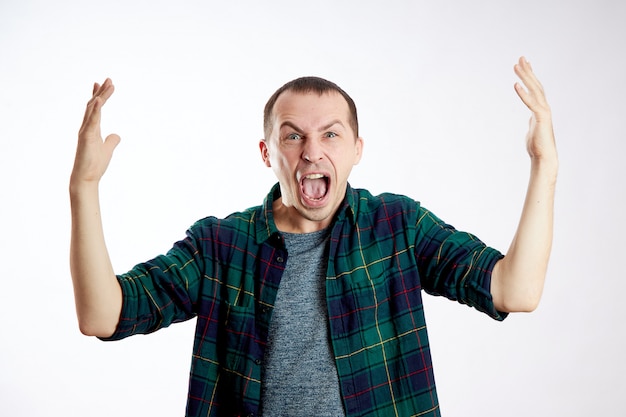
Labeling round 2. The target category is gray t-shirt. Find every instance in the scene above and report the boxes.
[260,228,345,416]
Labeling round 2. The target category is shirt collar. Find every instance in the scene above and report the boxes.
[254,182,357,245]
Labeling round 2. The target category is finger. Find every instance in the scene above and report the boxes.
[90,78,115,103]
[514,57,550,113]
[81,79,115,134]
[514,79,548,115]
[83,81,105,126]
[514,57,544,97]
[97,78,115,102]
[514,81,533,109]
[79,96,103,138]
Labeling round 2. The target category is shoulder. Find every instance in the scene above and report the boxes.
[187,205,262,239]
[350,187,422,216]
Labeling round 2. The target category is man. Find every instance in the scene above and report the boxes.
[70,57,557,416]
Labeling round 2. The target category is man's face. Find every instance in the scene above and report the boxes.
[260,90,363,233]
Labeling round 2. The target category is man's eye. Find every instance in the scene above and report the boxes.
[325,132,337,138]
[287,133,302,140]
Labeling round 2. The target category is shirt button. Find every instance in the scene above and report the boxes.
[344,382,354,395]
[254,358,262,365]
[276,256,284,263]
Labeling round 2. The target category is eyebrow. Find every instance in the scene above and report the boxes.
[279,120,345,133]
[320,120,345,132]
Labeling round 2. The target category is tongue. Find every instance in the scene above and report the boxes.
[302,177,327,199]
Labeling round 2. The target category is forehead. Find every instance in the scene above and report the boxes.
[272,90,351,127]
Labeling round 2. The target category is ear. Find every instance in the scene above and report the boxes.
[259,139,272,167]
[353,137,364,165]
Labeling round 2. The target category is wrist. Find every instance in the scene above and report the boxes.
[69,176,100,200]
[530,154,559,185]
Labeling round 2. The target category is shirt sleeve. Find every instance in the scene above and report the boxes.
[100,223,207,341]
[413,206,508,321]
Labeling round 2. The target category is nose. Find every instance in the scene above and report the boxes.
[302,138,323,163]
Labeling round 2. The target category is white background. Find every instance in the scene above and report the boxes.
[1,1,624,416]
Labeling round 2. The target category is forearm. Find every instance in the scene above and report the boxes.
[70,182,122,337]
[492,156,558,312]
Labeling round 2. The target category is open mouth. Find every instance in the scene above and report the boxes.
[301,173,330,202]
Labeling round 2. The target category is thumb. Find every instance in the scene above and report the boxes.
[103,133,121,156]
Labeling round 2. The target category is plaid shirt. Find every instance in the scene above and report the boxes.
[105,184,506,416]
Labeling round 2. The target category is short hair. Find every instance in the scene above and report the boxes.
[263,76,359,139]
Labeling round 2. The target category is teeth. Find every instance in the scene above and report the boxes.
[305,174,325,179]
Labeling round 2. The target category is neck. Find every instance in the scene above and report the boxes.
[272,198,334,234]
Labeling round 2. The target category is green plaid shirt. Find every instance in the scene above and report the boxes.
[104,184,505,416]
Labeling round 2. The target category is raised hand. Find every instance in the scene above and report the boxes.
[513,57,558,163]
[71,78,121,187]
